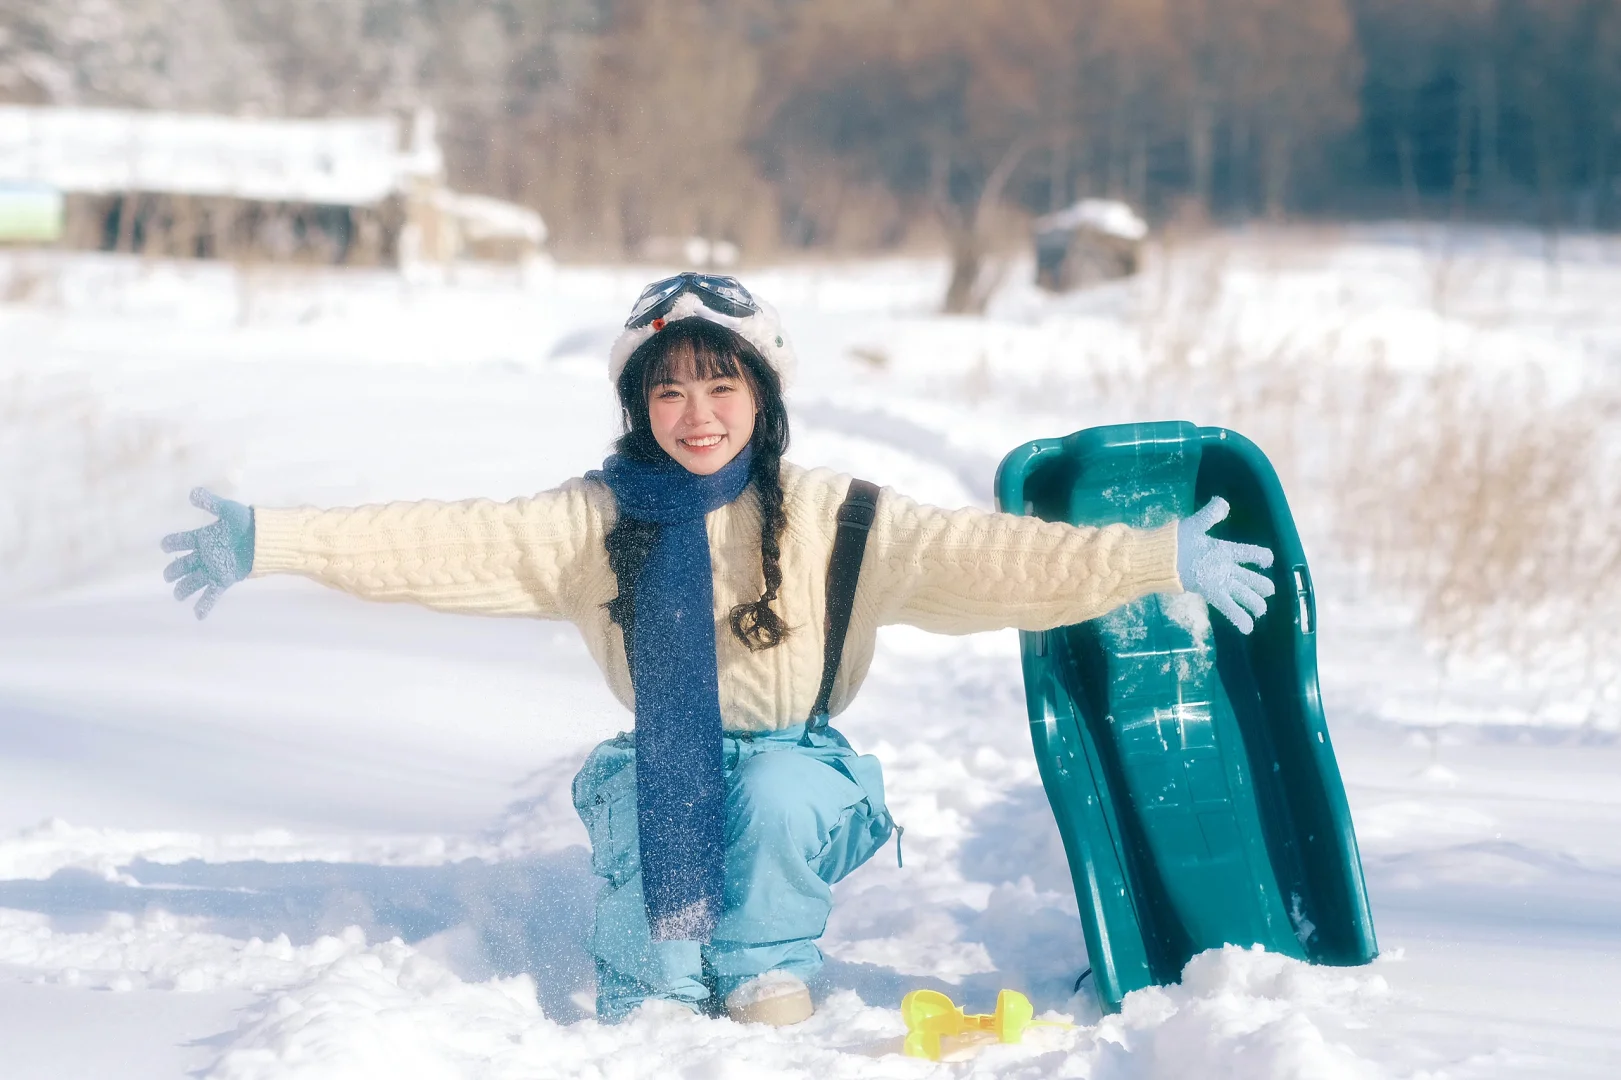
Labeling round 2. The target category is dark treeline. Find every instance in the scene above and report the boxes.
[4,0,1619,262]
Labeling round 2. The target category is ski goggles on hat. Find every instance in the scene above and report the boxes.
[624,272,759,330]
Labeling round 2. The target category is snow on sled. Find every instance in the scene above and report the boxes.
[994,421,1378,1012]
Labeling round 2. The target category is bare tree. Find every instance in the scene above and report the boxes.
[6,0,1619,259]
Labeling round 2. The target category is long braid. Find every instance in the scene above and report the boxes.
[602,515,659,673]
[728,447,790,651]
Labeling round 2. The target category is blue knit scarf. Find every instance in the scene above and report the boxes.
[591,443,755,942]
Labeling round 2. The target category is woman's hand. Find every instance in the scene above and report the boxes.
[162,488,255,619]
[1176,497,1276,634]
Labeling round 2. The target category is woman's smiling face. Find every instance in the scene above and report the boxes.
[647,358,757,475]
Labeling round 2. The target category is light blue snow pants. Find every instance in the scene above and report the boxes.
[571,723,895,1021]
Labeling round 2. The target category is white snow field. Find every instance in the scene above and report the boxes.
[2,229,1619,1078]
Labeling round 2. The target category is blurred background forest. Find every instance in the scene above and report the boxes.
[2,0,1618,262]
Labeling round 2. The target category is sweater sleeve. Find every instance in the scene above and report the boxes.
[246,477,611,620]
[862,487,1182,634]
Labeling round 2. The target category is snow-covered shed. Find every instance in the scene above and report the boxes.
[0,105,544,267]
[1033,198,1148,292]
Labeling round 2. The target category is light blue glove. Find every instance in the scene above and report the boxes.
[162,488,255,620]
[1176,496,1276,634]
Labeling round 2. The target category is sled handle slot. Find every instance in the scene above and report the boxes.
[1292,565,1314,635]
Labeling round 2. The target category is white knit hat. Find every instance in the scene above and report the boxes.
[608,287,798,390]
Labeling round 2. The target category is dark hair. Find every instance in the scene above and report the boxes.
[604,317,792,654]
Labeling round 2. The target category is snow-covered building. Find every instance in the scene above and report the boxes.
[1032,198,1148,292]
[0,105,545,267]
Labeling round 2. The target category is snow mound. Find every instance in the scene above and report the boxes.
[0,908,371,994]
[1087,946,1389,1080]
[0,902,1387,1079]
[0,818,532,883]
[208,941,550,1080]
[194,937,1383,1079]
[207,943,906,1080]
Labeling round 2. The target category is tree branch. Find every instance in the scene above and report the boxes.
[975,134,1038,227]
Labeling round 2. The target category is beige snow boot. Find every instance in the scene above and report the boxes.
[724,971,814,1026]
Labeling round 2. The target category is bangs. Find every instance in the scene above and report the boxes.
[614,310,789,466]
[638,319,749,394]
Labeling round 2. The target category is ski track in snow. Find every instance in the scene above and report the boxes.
[2,235,1620,1077]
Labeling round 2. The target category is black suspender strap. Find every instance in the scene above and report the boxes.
[807,479,880,733]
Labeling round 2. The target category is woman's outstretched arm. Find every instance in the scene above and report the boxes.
[166,478,613,621]
[858,485,1272,635]
[860,486,1184,634]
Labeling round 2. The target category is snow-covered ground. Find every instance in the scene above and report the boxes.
[2,229,1619,1078]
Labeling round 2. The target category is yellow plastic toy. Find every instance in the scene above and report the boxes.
[900,989,1073,1061]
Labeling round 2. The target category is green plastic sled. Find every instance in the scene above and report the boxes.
[994,421,1377,1012]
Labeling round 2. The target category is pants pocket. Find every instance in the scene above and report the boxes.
[814,799,891,885]
[828,750,889,821]
[573,737,639,887]
[817,749,894,882]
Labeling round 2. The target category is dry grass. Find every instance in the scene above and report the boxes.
[1333,370,1620,690]
[1010,233,1621,721]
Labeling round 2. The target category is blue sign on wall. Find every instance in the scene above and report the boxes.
[0,183,65,243]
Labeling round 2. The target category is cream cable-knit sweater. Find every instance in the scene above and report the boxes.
[251,460,1181,732]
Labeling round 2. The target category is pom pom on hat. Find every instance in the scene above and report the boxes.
[609,288,798,390]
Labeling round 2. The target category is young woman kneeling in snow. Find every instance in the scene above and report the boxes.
[161,274,1274,1026]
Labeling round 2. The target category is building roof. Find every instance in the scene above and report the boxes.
[0,105,442,206]
[431,189,548,245]
[1034,199,1149,242]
